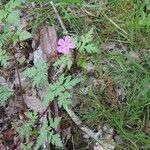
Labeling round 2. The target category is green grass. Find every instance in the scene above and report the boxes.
[28,0,150,149]
[56,0,150,149]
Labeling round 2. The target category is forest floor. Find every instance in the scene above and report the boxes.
[0,0,150,150]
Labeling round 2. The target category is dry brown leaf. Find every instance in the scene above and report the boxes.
[0,141,4,150]
[106,78,118,105]
[5,98,23,117]
[130,52,139,60]
[3,129,14,142]
[20,17,28,28]
[24,89,44,113]
[40,26,59,62]
[144,125,150,134]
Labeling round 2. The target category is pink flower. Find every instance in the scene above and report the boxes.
[57,35,76,55]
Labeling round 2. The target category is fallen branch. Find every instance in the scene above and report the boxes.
[65,107,115,150]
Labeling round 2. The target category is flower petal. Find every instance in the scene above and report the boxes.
[68,42,76,49]
[57,46,66,53]
[63,48,70,55]
[57,46,70,55]
[64,36,71,44]
[58,38,65,46]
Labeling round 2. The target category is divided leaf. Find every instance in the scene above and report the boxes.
[0,85,13,106]
[50,117,61,128]
[74,28,99,53]
[36,119,62,149]
[22,60,48,87]
[58,91,72,108]
[43,92,55,106]
[49,131,63,147]
[53,55,73,70]
[63,76,81,90]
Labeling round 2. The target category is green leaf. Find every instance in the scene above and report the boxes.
[22,60,48,87]
[0,85,13,106]
[24,111,38,123]
[21,143,33,150]
[50,117,61,128]
[35,120,48,149]
[81,28,93,44]
[0,9,7,21]
[19,31,32,41]
[5,0,24,12]
[50,132,63,147]
[53,55,73,70]
[84,43,99,53]
[0,49,9,67]
[35,130,47,149]
[7,10,20,25]
[58,91,72,108]
[63,76,81,90]
[43,92,55,106]
[54,85,65,96]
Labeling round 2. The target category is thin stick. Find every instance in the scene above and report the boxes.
[65,107,115,150]
[50,1,67,33]
[12,51,26,110]
[104,14,128,36]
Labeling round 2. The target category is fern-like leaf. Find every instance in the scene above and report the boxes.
[22,60,48,87]
[53,55,73,70]
[58,91,72,108]
[48,131,63,147]
[0,85,13,106]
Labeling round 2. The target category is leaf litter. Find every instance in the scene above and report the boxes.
[0,1,142,149]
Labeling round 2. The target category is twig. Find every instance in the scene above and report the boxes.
[65,107,115,150]
[50,1,67,33]
[12,50,26,110]
[104,14,128,35]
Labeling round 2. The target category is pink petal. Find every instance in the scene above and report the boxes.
[68,42,76,49]
[63,48,70,55]
[57,46,70,55]
[57,46,66,53]
[58,39,65,46]
[64,36,71,44]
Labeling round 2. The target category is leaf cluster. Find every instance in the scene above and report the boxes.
[43,74,81,108]
[0,0,32,44]
[53,55,73,70]
[74,28,99,53]
[22,60,49,88]
[35,118,62,149]
[0,85,13,106]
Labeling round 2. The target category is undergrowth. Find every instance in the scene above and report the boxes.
[0,0,150,149]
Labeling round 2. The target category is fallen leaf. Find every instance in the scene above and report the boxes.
[0,141,4,150]
[24,89,44,113]
[101,42,116,51]
[106,78,118,105]
[33,46,44,63]
[20,17,28,28]
[3,129,14,142]
[130,52,139,60]
[5,97,23,117]
[144,125,150,134]
[0,76,6,85]
[40,25,58,62]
